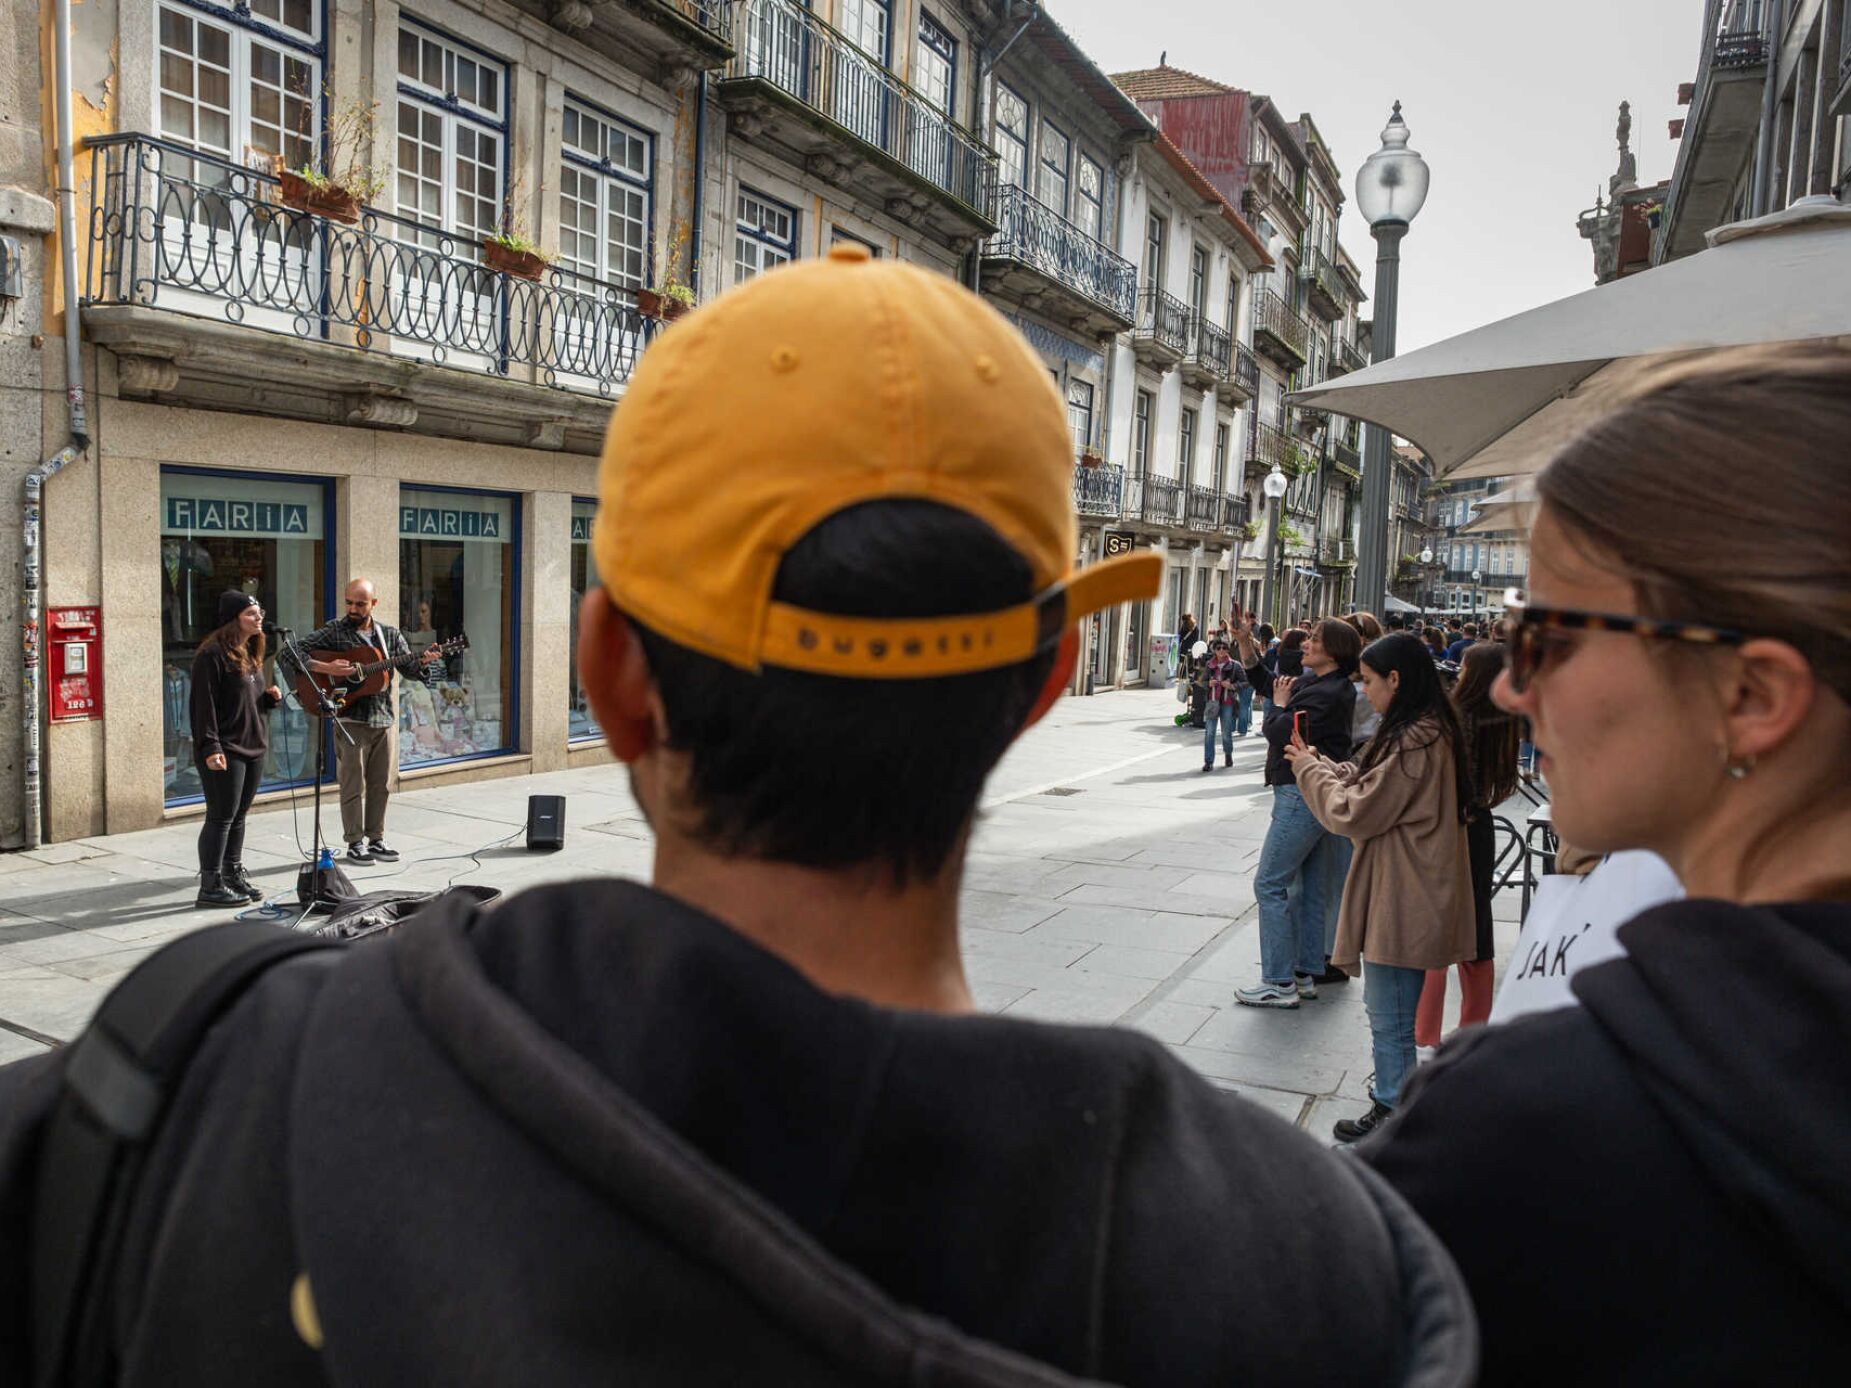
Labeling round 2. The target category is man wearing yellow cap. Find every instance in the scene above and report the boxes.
[0,248,1474,1384]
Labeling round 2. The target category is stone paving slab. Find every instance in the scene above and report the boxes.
[0,688,1532,1134]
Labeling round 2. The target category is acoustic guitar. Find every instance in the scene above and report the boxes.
[287,635,468,713]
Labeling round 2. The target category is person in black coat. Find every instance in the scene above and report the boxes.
[189,590,280,908]
[1360,345,1851,1383]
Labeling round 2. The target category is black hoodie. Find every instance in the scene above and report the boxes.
[1361,897,1851,1385]
[0,880,1476,1386]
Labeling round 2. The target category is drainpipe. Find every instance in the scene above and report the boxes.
[22,0,92,848]
[1752,0,1784,216]
[690,70,707,295]
[970,0,1039,289]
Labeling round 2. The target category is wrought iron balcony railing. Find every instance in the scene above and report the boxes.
[1128,472,1184,526]
[731,0,996,217]
[1135,286,1192,356]
[83,134,654,396]
[674,0,732,38]
[1252,288,1308,364]
[987,184,1136,323]
[1072,460,1125,518]
[1331,337,1368,376]
[1222,492,1252,534]
[1246,418,1292,473]
[1297,245,1346,319]
[1185,483,1222,531]
[1242,161,1303,231]
[1321,536,1356,566]
[1188,317,1232,379]
[1231,341,1259,396]
[1329,436,1362,479]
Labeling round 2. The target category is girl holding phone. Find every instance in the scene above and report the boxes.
[1283,633,1476,1139]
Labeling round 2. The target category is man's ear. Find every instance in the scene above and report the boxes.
[1020,626,1081,734]
[578,587,660,763]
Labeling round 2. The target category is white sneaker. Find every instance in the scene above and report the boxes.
[1416,1045,1438,1065]
[1294,972,1318,1000]
[1234,982,1301,1010]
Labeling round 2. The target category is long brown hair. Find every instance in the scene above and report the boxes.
[1357,634,1474,820]
[1453,642,1519,808]
[1538,343,1851,703]
[197,617,265,675]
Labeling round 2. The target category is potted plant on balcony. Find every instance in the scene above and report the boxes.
[1277,522,1306,550]
[637,219,696,322]
[1079,444,1106,469]
[480,173,556,282]
[277,97,382,225]
[1240,520,1262,543]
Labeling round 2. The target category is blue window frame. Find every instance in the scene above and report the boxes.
[559,96,655,290]
[734,187,798,283]
[916,11,956,119]
[569,496,602,742]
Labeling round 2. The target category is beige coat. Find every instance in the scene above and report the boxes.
[1294,720,1475,974]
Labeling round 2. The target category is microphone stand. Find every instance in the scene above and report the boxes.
[275,630,353,919]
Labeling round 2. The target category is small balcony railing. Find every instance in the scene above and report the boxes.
[1135,286,1191,357]
[1230,341,1260,397]
[82,133,654,395]
[1246,418,1292,474]
[1072,460,1125,518]
[1187,317,1232,380]
[987,183,1136,324]
[1185,483,1222,531]
[1298,245,1345,320]
[1251,288,1308,365]
[1331,338,1368,376]
[1711,0,1767,69]
[1222,492,1252,534]
[1321,536,1356,566]
[1129,472,1184,526]
[1242,161,1303,232]
[1329,436,1362,479]
[730,0,996,217]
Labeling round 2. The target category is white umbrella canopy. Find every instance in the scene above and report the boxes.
[1292,199,1851,479]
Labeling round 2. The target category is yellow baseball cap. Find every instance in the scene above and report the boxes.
[592,244,1160,679]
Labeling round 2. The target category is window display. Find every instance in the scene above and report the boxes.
[160,469,329,804]
[398,486,518,767]
[569,499,602,741]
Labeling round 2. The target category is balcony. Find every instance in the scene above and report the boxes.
[1185,483,1223,533]
[1251,289,1308,369]
[1321,536,1356,568]
[1181,317,1231,391]
[80,134,653,454]
[982,184,1136,335]
[1656,0,1769,262]
[1329,337,1368,377]
[718,0,997,243]
[1328,436,1362,481]
[1245,418,1292,479]
[1125,473,1184,527]
[529,0,733,75]
[1072,460,1125,519]
[1242,161,1308,240]
[1222,491,1252,536]
[1131,287,1191,370]
[1298,246,1346,321]
[1223,341,1259,403]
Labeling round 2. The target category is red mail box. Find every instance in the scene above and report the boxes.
[49,606,103,722]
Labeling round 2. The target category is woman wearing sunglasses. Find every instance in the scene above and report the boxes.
[1359,344,1851,1383]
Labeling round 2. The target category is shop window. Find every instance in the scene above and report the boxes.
[160,469,330,806]
[398,486,519,767]
[569,498,602,742]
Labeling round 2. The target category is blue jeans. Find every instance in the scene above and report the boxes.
[1234,685,1254,736]
[1254,785,1347,985]
[1321,835,1355,956]
[1203,701,1235,764]
[1364,961,1428,1109]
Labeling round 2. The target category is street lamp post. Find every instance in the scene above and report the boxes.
[1353,103,1431,617]
[1260,464,1289,628]
[1418,545,1434,621]
[1472,568,1483,623]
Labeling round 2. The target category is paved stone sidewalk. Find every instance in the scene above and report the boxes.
[0,688,1523,1134]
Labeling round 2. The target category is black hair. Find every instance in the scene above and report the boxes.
[1453,642,1520,808]
[1257,623,1275,645]
[629,501,1056,884]
[1313,617,1363,678]
[1280,628,1306,651]
[1357,633,1473,820]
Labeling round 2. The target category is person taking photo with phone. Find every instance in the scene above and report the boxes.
[1232,616,1362,1008]
[1283,633,1476,1141]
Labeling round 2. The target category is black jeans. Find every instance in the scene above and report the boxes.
[196,753,263,874]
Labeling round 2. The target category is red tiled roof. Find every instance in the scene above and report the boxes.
[1147,131,1273,270]
[1109,64,1234,101]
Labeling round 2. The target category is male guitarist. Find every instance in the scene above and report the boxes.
[301,579,443,864]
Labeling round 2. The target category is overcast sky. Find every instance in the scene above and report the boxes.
[1050,0,1699,352]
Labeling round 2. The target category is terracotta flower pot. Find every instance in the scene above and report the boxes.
[483,239,549,282]
[1079,450,1105,470]
[636,288,691,322]
[277,170,361,225]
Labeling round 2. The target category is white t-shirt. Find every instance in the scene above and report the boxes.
[1489,850,1684,1025]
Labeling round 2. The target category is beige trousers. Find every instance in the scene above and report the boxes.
[334,721,393,845]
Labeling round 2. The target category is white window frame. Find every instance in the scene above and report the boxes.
[1038,120,1070,217]
[734,187,798,284]
[156,0,321,172]
[395,21,508,246]
[1075,153,1104,241]
[1066,377,1094,451]
[994,82,1029,191]
[915,11,956,119]
[558,97,654,291]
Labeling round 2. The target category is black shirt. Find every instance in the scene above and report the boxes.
[1244,662,1355,786]
[189,645,278,761]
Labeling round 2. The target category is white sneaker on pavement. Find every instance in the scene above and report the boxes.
[1235,982,1301,1010]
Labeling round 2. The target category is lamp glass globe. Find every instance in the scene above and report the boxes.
[1355,102,1431,228]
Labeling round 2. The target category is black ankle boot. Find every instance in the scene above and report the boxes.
[223,863,264,903]
[196,871,248,908]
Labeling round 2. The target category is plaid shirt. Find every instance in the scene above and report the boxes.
[302,619,426,728]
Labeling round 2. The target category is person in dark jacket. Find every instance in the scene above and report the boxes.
[189,589,281,907]
[1231,615,1361,1008]
[0,249,1477,1386]
[1361,344,1851,1383]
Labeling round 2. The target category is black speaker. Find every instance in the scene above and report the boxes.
[526,794,565,851]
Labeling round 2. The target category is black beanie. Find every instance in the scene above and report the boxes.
[217,590,258,628]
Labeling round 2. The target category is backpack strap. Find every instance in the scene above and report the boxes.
[30,923,340,1388]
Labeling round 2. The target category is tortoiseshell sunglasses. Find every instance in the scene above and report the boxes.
[1500,587,1749,694]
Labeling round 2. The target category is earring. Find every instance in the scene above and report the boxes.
[1725,754,1756,781]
